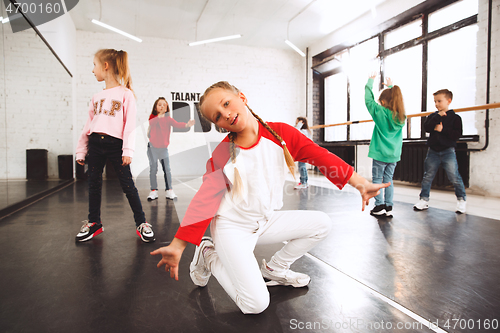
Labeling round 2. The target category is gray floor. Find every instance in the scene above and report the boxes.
[0,174,499,333]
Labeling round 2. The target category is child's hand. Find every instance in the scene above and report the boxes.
[348,171,390,211]
[434,123,443,132]
[76,159,85,166]
[122,156,132,166]
[186,119,195,127]
[150,239,187,280]
[356,182,391,211]
[369,71,377,79]
[384,77,393,87]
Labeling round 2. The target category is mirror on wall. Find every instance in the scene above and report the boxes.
[0,5,73,213]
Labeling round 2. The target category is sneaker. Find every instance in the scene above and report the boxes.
[260,259,310,287]
[294,183,308,189]
[166,189,177,200]
[147,190,158,201]
[370,204,386,216]
[76,220,104,242]
[413,199,429,211]
[456,199,466,214]
[385,206,393,218]
[190,236,214,287]
[136,222,155,243]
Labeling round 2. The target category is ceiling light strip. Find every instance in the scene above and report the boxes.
[91,19,142,43]
[189,34,241,46]
[285,39,306,57]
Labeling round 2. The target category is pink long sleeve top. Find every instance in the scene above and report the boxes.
[76,86,137,160]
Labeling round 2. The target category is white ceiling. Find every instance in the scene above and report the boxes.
[69,0,387,51]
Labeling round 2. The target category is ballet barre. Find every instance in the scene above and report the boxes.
[310,102,500,130]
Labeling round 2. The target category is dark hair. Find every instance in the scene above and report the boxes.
[296,116,312,136]
[378,85,406,124]
[151,97,170,116]
[433,89,453,101]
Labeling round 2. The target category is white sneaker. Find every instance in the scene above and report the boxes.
[413,199,429,211]
[190,236,214,287]
[456,199,466,214]
[147,190,158,201]
[136,222,155,243]
[260,259,310,287]
[166,189,177,200]
[294,183,308,190]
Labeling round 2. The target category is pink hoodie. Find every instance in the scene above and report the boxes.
[76,86,137,160]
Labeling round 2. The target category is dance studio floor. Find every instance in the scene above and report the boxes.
[0,174,499,333]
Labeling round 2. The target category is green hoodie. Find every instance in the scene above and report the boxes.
[364,78,405,163]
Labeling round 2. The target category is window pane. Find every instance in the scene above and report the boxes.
[384,19,422,49]
[384,45,423,138]
[428,0,478,32]
[324,73,347,142]
[348,38,379,140]
[427,24,478,135]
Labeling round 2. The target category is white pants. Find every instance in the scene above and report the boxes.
[207,210,331,314]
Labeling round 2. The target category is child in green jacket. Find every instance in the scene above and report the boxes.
[365,74,406,217]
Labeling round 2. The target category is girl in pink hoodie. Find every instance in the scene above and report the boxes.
[75,49,154,243]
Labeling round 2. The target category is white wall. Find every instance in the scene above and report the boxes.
[75,31,306,177]
[2,28,73,179]
[470,0,500,196]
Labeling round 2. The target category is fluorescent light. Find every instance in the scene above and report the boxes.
[285,40,305,57]
[91,19,142,43]
[2,13,23,24]
[189,34,241,46]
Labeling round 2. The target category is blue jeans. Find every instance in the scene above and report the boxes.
[298,162,308,184]
[86,133,146,226]
[372,159,397,207]
[147,143,172,190]
[419,147,466,201]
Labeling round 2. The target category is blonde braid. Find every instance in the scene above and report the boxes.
[229,132,243,197]
[247,107,296,177]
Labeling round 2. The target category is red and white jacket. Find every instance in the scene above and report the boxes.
[175,122,354,245]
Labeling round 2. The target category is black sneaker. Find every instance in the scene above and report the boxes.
[76,220,104,242]
[136,222,155,243]
[385,206,393,217]
[370,204,386,216]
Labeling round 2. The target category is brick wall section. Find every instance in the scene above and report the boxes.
[312,75,322,143]
[2,29,73,179]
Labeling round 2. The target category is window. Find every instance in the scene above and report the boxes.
[384,19,422,49]
[427,24,478,135]
[428,0,478,32]
[318,0,479,143]
[324,73,347,142]
[348,38,379,141]
[384,45,423,138]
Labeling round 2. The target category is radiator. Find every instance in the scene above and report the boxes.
[394,142,469,188]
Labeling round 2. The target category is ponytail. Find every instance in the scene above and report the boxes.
[116,50,133,92]
[95,49,135,96]
[379,85,406,124]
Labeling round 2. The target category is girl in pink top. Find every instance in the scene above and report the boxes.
[75,49,154,243]
[146,97,194,201]
[151,81,389,314]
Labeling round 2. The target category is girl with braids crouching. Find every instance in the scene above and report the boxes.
[151,81,388,314]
